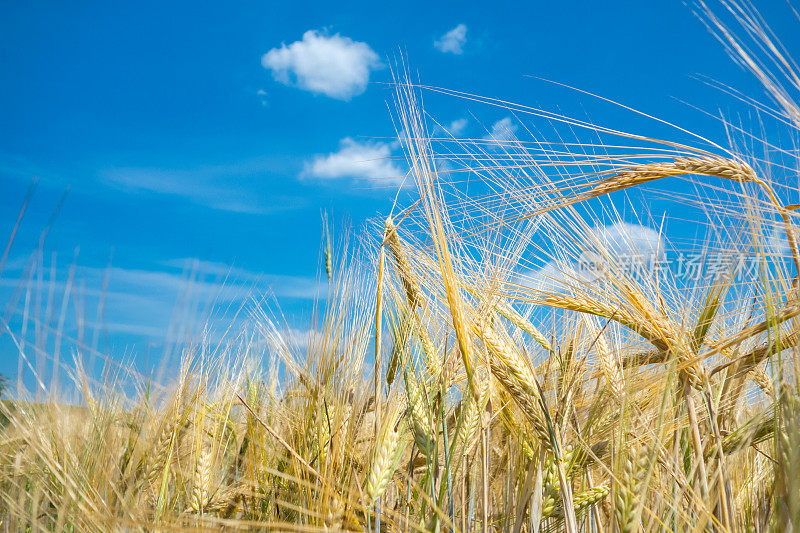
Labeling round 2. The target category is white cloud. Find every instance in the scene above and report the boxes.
[0,258,322,343]
[448,118,468,135]
[102,160,307,215]
[483,117,518,142]
[302,137,403,182]
[261,30,381,100]
[520,222,664,293]
[590,222,663,257]
[523,260,576,293]
[434,24,468,54]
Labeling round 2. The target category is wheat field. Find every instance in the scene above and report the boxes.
[2,3,800,532]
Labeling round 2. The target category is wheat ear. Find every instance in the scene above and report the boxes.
[495,300,553,352]
[614,445,648,533]
[541,293,707,387]
[190,445,212,514]
[384,217,423,308]
[365,412,406,503]
[473,319,550,444]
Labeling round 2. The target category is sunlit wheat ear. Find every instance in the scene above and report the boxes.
[530,156,764,219]
[473,318,550,444]
[539,446,579,518]
[148,420,175,490]
[190,444,213,514]
[365,408,406,503]
[709,411,775,459]
[549,484,609,520]
[614,445,648,533]
[718,328,798,411]
[494,299,553,352]
[538,293,669,351]
[403,365,435,455]
[384,217,423,308]
[750,363,774,397]
[454,389,483,455]
[594,156,759,195]
[540,292,708,388]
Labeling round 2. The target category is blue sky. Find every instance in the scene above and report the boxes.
[1,1,797,385]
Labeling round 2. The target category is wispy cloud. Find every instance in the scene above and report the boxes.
[302,137,404,183]
[520,222,664,292]
[0,257,322,343]
[102,160,306,214]
[434,24,468,55]
[261,30,382,100]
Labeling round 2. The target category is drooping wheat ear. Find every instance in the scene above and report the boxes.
[724,329,799,380]
[718,328,797,410]
[541,293,707,388]
[365,416,405,503]
[586,156,758,200]
[494,300,553,352]
[713,298,800,356]
[614,445,648,533]
[531,156,762,218]
[622,348,666,368]
[384,217,423,308]
[474,319,549,444]
[751,363,775,397]
[584,317,624,401]
[549,484,610,519]
[708,412,775,459]
[540,293,669,351]
[190,445,213,514]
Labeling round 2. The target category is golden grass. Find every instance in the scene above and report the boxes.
[2,2,800,531]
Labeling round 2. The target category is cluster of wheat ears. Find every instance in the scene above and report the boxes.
[3,3,800,532]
